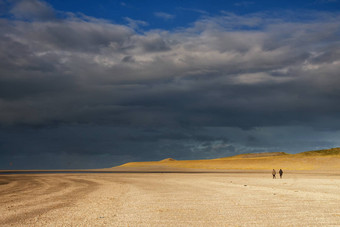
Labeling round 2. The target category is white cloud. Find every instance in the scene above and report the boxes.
[154,12,175,20]
[10,0,55,20]
[232,72,293,85]
[124,17,149,29]
[234,1,254,7]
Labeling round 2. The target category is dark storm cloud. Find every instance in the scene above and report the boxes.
[1,8,340,129]
[1,1,340,169]
[4,124,340,169]
[0,125,234,169]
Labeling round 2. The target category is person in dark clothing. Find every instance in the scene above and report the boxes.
[279,169,283,179]
[272,169,276,179]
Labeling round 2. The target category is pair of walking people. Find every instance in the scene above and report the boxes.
[272,169,283,179]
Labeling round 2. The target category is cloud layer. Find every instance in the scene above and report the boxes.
[1,2,340,129]
[1,1,340,169]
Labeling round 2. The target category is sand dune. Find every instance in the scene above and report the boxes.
[120,148,340,171]
[1,172,340,226]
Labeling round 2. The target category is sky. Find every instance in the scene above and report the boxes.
[0,0,340,169]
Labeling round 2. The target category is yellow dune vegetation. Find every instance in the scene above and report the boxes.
[120,147,340,171]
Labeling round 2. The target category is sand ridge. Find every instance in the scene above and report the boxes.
[120,148,340,171]
[0,174,99,225]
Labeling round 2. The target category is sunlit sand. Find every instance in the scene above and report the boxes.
[1,148,340,226]
[1,171,340,226]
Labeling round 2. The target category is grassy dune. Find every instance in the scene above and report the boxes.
[120,148,340,170]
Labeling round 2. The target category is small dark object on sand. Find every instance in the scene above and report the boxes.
[272,169,276,179]
[279,169,283,178]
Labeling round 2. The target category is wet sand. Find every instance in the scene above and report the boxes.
[1,171,340,226]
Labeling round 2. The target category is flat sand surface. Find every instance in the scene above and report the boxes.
[1,171,340,226]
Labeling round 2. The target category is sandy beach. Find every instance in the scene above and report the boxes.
[1,170,340,226]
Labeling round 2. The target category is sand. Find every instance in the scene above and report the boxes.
[1,171,340,226]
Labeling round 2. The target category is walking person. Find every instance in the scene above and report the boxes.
[272,169,276,179]
[279,169,283,179]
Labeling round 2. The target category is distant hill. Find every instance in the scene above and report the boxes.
[119,148,340,171]
[160,158,176,162]
[222,152,288,159]
[298,147,340,156]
